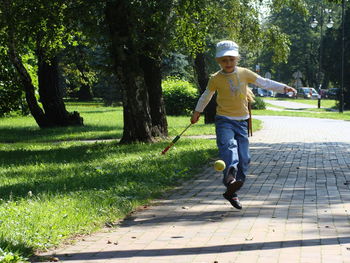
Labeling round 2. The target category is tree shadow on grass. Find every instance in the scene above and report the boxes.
[1,138,178,166]
[0,140,216,201]
[0,124,122,143]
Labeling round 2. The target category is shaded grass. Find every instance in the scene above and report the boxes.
[0,139,217,257]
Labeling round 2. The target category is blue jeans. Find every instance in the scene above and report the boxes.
[215,115,250,187]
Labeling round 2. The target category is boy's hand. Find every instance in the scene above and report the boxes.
[191,111,201,124]
[284,86,297,95]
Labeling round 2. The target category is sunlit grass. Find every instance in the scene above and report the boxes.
[253,109,350,120]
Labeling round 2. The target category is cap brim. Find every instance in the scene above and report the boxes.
[216,50,239,58]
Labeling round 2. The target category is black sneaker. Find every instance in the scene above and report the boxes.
[223,192,242,210]
[225,179,243,197]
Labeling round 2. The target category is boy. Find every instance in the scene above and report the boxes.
[190,40,296,210]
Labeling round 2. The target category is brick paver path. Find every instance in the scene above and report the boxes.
[38,116,350,263]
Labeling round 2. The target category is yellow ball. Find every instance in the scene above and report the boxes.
[214,160,226,172]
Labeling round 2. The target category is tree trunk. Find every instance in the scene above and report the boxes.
[119,58,154,143]
[106,1,154,143]
[77,84,93,101]
[140,55,168,137]
[7,42,49,127]
[194,53,216,123]
[37,50,83,127]
[106,0,168,143]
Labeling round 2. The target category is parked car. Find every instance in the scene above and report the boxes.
[266,90,275,97]
[252,87,269,97]
[297,87,319,99]
[275,91,295,98]
[325,88,340,99]
[320,89,328,98]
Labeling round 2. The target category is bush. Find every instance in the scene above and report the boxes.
[162,78,198,115]
[251,96,266,110]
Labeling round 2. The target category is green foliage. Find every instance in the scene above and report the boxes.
[260,0,349,110]
[0,84,24,117]
[1,0,78,59]
[0,51,27,117]
[0,248,28,263]
[162,53,195,82]
[59,9,119,104]
[172,0,221,55]
[172,0,262,56]
[270,0,309,16]
[263,25,291,64]
[60,45,97,99]
[162,78,198,115]
[252,96,266,110]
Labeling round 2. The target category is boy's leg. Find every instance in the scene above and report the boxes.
[216,118,248,210]
[234,120,250,186]
[215,117,243,210]
[215,116,239,185]
[217,118,249,190]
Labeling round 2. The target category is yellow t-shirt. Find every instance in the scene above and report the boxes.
[208,67,258,117]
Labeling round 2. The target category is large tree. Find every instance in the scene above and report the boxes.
[324,1,350,110]
[105,0,171,143]
[0,0,83,127]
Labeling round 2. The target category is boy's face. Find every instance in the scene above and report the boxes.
[216,56,238,73]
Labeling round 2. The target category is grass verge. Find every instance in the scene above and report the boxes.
[1,139,217,259]
[253,109,350,120]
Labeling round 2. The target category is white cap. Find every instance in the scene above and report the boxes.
[215,40,239,58]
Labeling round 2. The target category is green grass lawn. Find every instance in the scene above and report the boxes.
[0,103,263,261]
